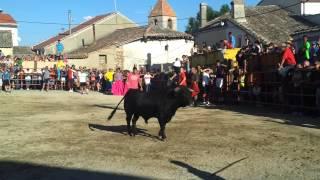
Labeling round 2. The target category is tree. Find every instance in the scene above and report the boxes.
[185,4,230,34]
[219,4,231,15]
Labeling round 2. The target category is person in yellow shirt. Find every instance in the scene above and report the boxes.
[104,68,114,92]
[56,56,65,81]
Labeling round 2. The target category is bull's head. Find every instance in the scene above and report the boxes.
[172,86,193,107]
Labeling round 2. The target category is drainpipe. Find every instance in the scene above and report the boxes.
[92,24,96,43]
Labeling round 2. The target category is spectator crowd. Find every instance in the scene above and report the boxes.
[1,35,320,113]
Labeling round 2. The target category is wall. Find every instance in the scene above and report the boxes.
[195,21,255,48]
[122,39,194,71]
[0,47,13,56]
[0,26,19,46]
[43,13,136,55]
[22,47,121,70]
[302,2,320,15]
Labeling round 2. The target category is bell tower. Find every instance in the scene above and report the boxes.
[148,0,177,30]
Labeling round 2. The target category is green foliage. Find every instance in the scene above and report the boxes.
[185,4,230,34]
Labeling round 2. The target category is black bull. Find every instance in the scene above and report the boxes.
[107,86,193,139]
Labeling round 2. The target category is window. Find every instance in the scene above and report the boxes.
[154,19,158,25]
[168,19,173,29]
[99,55,107,64]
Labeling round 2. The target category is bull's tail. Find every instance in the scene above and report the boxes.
[107,96,125,121]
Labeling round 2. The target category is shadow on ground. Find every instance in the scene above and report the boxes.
[204,105,320,129]
[0,161,150,180]
[88,124,159,140]
[170,157,248,180]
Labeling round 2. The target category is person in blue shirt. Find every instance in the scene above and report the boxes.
[56,40,64,56]
[2,68,11,92]
[228,32,236,49]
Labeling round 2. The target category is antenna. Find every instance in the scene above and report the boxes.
[113,0,117,12]
[68,10,72,35]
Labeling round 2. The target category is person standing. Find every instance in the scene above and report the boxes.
[56,40,64,56]
[126,67,142,93]
[202,68,211,105]
[41,66,50,92]
[191,67,200,106]
[111,68,124,95]
[67,66,76,92]
[310,41,319,65]
[3,68,11,93]
[179,67,187,87]
[144,71,153,93]
[25,68,32,90]
[302,35,311,66]
[78,67,88,94]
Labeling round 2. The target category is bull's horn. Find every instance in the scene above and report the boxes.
[188,88,194,92]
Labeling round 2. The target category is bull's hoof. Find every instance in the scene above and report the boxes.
[159,136,167,141]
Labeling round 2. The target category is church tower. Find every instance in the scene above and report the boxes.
[148,0,177,30]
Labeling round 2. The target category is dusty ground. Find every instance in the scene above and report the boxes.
[0,91,320,180]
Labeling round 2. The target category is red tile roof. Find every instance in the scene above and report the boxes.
[0,12,17,24]
[149,0,176,17]
[34,13,115,49]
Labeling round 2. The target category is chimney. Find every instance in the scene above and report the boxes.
[231,0,246,23]
[200,3,208,28]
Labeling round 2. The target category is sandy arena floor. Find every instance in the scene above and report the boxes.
[0,91,319,180]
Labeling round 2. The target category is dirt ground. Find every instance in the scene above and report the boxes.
[0,91,320,180]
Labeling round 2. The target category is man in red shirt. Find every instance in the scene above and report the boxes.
[179,67,187,86]
[279,42,296,77]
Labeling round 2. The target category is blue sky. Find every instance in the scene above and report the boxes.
[1,0,259,46]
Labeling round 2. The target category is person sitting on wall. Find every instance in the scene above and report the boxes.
[228,32,236,49]
[56,40,64,56]
[278,41,297,77]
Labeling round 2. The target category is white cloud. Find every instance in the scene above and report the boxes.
[83,16,93,21]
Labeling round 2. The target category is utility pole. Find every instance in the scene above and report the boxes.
[113,0,117,12]
[68,10,72,35]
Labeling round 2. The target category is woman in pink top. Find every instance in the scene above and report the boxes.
[124,67,142,94]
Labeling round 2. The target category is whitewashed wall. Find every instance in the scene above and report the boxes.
[303,2,320,15]
[122,39,194,70]
[0,26,19,46]
[195,21,254,48]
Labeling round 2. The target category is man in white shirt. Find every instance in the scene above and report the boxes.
[25,68,32,90]
[144,71,153,93]
[78,68,88,94]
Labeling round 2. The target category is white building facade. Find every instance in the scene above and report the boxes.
[123,39,193,71]
[0,10,19,46]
